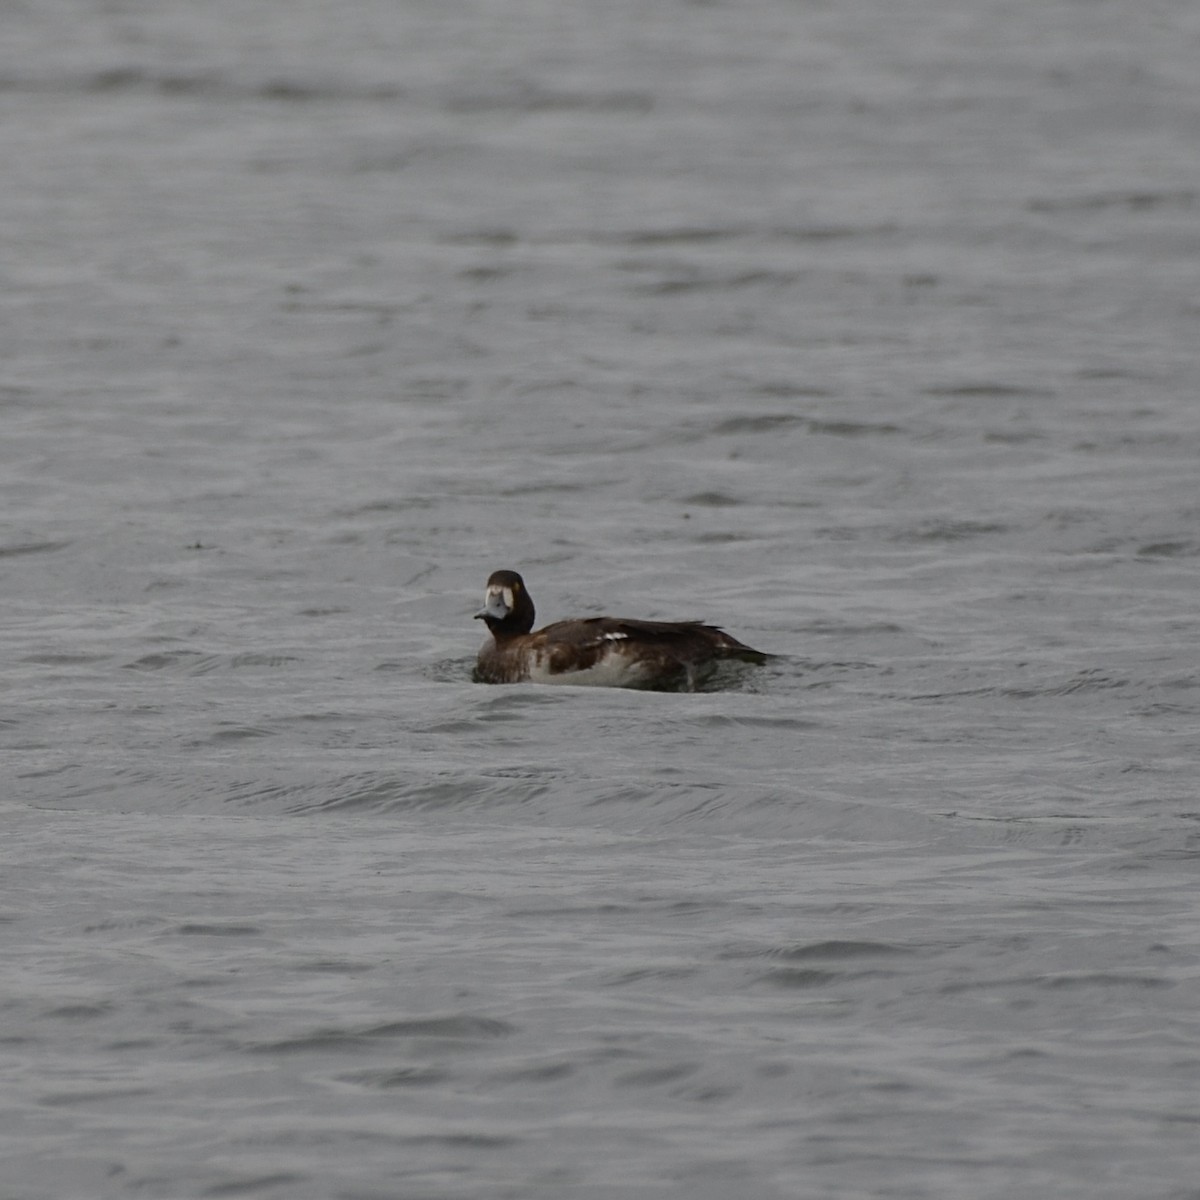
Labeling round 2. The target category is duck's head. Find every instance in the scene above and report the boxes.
[475,569,536,635]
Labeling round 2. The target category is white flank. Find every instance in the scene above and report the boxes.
[527,646,653,688]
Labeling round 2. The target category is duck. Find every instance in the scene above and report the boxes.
[472,569,770,691]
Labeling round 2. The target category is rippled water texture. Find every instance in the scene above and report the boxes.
[3,1,1200,1197]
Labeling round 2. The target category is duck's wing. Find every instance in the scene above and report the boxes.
[539,617,771,664]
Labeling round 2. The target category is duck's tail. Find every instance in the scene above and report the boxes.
[711,629,774,665]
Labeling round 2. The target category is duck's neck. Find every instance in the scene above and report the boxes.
[484,597,535,638]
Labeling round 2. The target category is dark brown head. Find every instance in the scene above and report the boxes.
[474,569,536,637]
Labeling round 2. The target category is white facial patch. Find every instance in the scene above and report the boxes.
[482,585,513,618]
[600,631,629,641]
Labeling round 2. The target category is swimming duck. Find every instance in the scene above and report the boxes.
[473,569,770,691]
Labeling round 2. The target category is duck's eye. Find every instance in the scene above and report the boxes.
[511,581,521,592]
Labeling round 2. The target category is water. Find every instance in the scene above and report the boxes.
[3,1,1200,1196]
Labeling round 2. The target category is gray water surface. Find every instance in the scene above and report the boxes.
[3,1,1200,1197]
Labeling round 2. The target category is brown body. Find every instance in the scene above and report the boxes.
[473,570,769,691]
